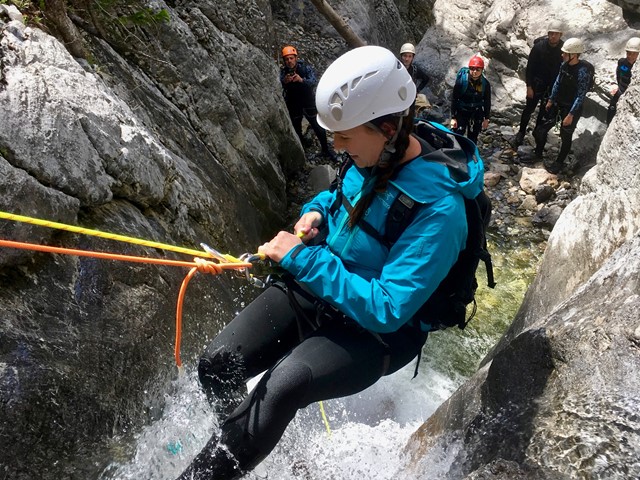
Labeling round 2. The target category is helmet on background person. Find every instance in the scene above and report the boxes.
[400,43,416,55]
[468,55,485,69]
[625,37,640,53]
[561,38,585,54]
[315,46,416,132]
[281,45,298,57]
[548,19,564,34]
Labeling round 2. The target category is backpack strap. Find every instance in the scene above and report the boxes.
[328,153,354,216]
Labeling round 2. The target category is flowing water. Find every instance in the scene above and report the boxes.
[100,232,545,480]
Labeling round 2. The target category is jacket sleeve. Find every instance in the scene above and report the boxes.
[299,62,318,89]
[549,70,561,103]
[416,65,431,92]
[570,65,590,114]
[483,80,492,118]
[525,43,540,87]
[280,195,467,333]
[616,59,623,87]
[451,80,462,117]
[299,189,336,222]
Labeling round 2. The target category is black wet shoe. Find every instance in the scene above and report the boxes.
[543,160,561,174]
[509,131,525,148]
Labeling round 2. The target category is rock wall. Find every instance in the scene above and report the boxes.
[0,2,302,478]
[403,14,640,479]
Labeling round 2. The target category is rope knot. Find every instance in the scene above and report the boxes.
[193,257,223,275]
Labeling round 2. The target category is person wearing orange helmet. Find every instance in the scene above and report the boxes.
[279,45,335,160]
[450,55,492,144]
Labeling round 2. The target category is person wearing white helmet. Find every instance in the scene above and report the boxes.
[607,37,640,124]
[511,20,564,149]
[177,46,485,480]
[399,42,431,92]
[533,37,593,174]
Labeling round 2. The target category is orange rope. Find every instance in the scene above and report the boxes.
[0,239,252,368]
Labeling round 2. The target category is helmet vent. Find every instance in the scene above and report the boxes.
[330,91,344,105]
[330,105,343,121]
[350,75,362,90]
[398,86,408,101]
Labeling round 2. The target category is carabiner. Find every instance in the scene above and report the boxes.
[238,252,267,288]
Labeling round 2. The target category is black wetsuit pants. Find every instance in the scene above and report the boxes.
[454,109,484,145]
[533,103,581,165]
[286,102,330,154]
[517,91,548,135]
[607,91,622,125]
[177,283,428,479]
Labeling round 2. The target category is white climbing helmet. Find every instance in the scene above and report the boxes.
[547,20,564,34]
[400,43,416,55]
[625,37,640,53]
[315,46,416,131]
[562,38,585,54]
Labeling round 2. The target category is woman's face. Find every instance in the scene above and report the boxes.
[333,125,388,168]
[469,66,483,80]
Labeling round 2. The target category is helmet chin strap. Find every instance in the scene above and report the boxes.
[365,111,407,166]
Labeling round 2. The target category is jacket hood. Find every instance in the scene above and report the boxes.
[390,126,485,204]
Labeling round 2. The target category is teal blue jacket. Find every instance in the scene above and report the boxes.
[280,133,485,333]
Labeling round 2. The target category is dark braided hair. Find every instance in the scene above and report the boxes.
[348,111,415,228]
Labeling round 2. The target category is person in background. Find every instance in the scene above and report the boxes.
[607,37,639,125]
[176,45,484,480]
[399,42,431,93]
[280,45,335,160]
[450,55,491,144]
[533,38,592,174]
[511,20,564,148]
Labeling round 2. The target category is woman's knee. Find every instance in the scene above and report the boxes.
[198,346,247,412]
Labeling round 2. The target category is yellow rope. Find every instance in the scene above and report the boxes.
[318,401,332,437]
[0,210,243,262]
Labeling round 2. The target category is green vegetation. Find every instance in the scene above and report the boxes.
[0,1,170,40]
[91,0,170,28]
[113,5,170,27]
[0,0,43,26]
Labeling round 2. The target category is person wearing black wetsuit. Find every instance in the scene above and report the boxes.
[607,37,639,125]
[533,38,592,174]
[511,21,564,148]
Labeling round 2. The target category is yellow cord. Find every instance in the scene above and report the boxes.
[0,210,243,262]
[318,401,332,437]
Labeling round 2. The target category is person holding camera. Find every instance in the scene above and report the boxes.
[280,45,335,160]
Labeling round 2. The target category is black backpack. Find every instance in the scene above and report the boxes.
[560,59,596,92]
[330,120,496,332]
[581,59,596,92]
